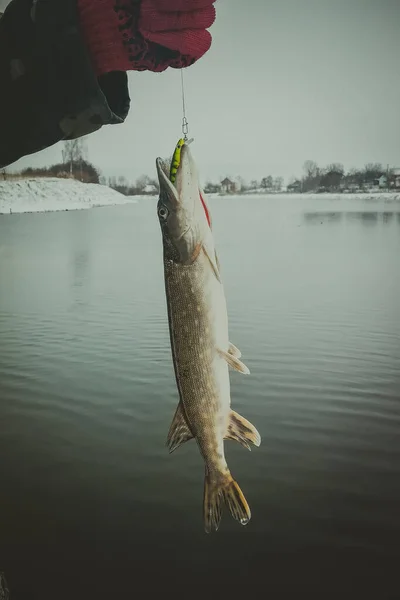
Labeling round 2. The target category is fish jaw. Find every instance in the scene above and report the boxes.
[156,145,210,265]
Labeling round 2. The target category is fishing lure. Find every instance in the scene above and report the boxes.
[169,138,185,184]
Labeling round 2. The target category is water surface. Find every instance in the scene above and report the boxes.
[0,195,399,599]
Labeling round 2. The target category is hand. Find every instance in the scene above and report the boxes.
[139,0,216,67]
[78,0,217,75]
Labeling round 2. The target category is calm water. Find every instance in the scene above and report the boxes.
[0,195,399,599]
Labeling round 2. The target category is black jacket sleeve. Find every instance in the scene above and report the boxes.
[0,0,131,168]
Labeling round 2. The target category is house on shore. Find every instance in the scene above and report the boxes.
[286,180,302,193]
[390,168,400,189]
[377,169,400,190]
[220,177,238,194]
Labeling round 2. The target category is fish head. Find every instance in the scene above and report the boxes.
[156,144,212,264]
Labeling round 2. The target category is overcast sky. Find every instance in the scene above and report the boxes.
[2,0,400,184]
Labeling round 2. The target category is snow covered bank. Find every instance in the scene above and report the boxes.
[0,178,138,214]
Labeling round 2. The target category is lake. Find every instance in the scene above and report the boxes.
[0,194,399,599]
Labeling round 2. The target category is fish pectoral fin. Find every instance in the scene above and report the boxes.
[228,342,242,358]
[224,410,261,450]
[167,401,194,454]
[217,348,250,375]
[202,236,221,283]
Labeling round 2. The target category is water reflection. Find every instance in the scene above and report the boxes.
[68,212,91,311]
[303,212,343,224]
[303,211,400,226]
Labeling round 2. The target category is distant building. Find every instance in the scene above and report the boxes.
[378,175,387,188]
[390,168,400,189]
[143,183,158,194]
[220,177,236,194]
[286,180,302,193]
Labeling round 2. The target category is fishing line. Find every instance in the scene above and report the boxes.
[180,70,194,145]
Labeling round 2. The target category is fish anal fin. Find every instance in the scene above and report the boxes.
[167,402,194,454]
[228,342,242,358]
[217,348,250,375]
[224,410,261,450]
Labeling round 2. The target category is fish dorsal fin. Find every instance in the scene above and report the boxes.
[167,402,194,454]
[218,348,250,375]
[224,410,261,450]
[228,342,242,358]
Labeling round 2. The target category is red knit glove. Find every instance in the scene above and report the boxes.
[78,0,217,76]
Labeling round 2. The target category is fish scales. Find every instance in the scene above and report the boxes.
[156,143,261,532]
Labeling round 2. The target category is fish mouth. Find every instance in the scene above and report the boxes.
[156,144,194,204]
[156,157,179,206]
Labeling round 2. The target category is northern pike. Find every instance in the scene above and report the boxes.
[156,143,261,533]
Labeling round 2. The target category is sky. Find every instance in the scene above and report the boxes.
[2,0,400,185]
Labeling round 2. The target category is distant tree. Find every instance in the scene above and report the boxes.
[261,176,273,190]
[135,174,151,192]
[320,166,344,191]
[326,163,344,175]
[250,179,259,190]
[303,160,319,179]
[302,160,321,192]
[274,176,284,191]
[62,137,88,178]
[363,162,384,184]
[147,177,159,193]
[204,181,220,194]
[235,176,246,192]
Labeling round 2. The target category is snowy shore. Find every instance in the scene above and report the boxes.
[0,178,138,214]
[1,178,398,215]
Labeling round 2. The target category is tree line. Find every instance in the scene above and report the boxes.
[1,139,398,195]
[203,162,398,194]
[295,160,394,193]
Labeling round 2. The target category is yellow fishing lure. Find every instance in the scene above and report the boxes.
[169,138,185,183]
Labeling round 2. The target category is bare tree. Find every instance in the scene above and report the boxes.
[135,174,150,192]
[302,160,321,192]
[326,163,344,175]
[118,175,128,187]
[303,160,319,179]
[62,137,88,178]
[261,176,273,190]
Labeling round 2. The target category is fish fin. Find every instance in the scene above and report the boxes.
[217,348,250,375]
[215,250,221,272]
[202,235,221,283]
[225,410,261,450]
[228,342,242,358]
[166,402,194,454]
[204,470,251,533]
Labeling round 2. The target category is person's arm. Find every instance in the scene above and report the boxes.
[0,0,216,168]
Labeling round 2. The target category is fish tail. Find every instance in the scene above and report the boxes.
[203,470,251,533]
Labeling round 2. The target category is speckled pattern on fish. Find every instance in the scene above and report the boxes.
[156,143,261,532]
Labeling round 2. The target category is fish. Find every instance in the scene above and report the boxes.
[156,143,261,532]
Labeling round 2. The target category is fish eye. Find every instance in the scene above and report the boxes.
[158,205,169,220]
